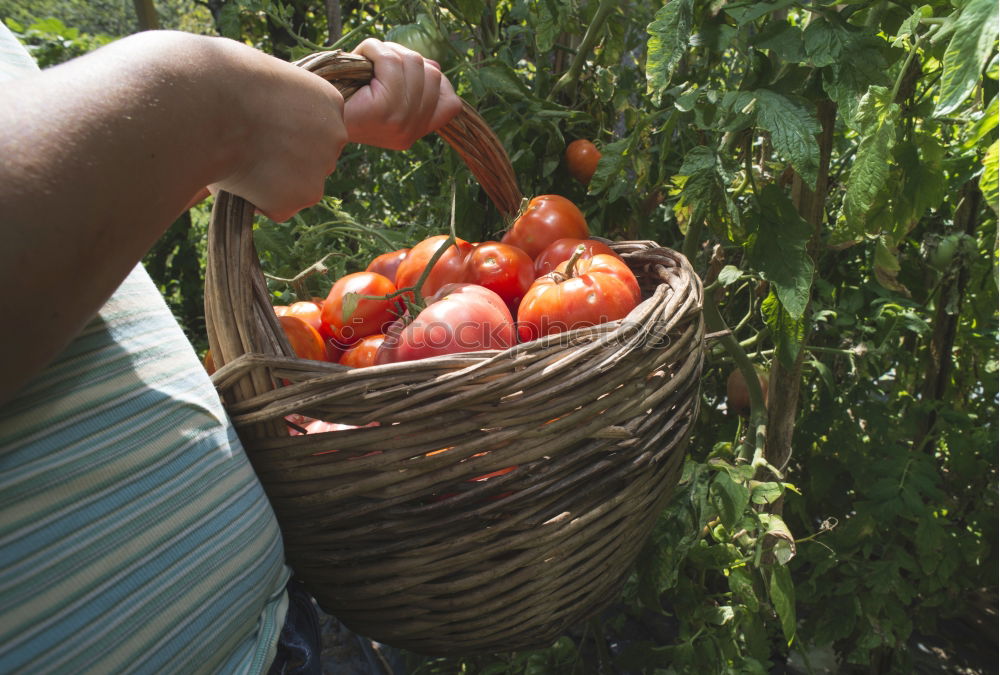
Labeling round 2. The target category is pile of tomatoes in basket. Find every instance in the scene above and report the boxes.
[207,194,641,374]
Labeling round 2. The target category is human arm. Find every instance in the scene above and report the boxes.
[0,31,461,406]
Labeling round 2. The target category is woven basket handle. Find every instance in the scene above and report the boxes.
[204,50,522,434]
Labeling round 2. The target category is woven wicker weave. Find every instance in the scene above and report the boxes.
[204,50,705,655]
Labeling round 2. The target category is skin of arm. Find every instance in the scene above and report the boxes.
[0,31,461,406]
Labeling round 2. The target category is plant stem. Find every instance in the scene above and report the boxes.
[263,253,336,300]
[548,0,616,100]
[682,219,703,265]
[703,294,767,461]
[405,182,460,308]
[891,30,927,102]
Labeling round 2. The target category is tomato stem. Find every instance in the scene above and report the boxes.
[343,184,460,326]
[564,244,587,278]
[263,252,336,301]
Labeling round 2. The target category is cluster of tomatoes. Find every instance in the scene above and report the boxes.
[239,194,642,375]
[204,189,639,381]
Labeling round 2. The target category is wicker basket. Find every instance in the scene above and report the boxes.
[204,51,705,656]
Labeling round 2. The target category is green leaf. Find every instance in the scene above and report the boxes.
[759,512,797,565]
[672,146,742,241]
[589,138,629,194]
[761,288,806,369]
[711,471,751,530]
[820,27,892,124]
[810,356,835,394]
[717,265,742,287]
[725,0,798,26]
[893,5,933,48]
[217,2,243,39]
[752,19,806,64]
[747,185,814,319]
[965,96,998,148]
[646,0,694,101]
[451,0,485,24]
[750,481,783,505]
[983,139,999,215]
[831,86,900,247]
[476,63,530,98]
[534,0,559,53]
[802,18,853,68]
[914,518,946,576]
[708,456,756,482]
[341,292,361,325]
[754,90,821,189]
[891,134,947,238]
[729,566,760,612]
[874,236,910,295]
[935,0,1000,116]
[769,564,797,644]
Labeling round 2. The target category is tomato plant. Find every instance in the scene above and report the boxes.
[153,0,996,668]
[500,195,589,259]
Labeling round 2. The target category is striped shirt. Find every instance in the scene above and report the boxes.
[0,25,290,674]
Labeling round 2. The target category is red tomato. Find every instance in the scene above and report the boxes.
[464,241,536,315]
[394,235,473,299]
[287,415,379,437]
[376,283,515,364]
[366,248,410,281]
[273,305,290,316]
[286,301,323,332]
[517,251,641,342]
[278,315,327,361]
[339,334,385,368]
[565,139,602,185]
[321,272,398,346]
[533,238,621,277]
[285,413,312,435]
[287,415,354,438]
[500,195,589,259]
[323,340,344,363]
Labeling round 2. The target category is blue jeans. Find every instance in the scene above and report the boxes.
[268,580,322,675]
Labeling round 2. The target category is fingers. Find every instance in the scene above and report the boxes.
[346,38,463,150]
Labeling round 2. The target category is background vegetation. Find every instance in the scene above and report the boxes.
[6,0,996,672]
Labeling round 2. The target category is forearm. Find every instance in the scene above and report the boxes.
[0,31,457,405]
[0,33,245,404]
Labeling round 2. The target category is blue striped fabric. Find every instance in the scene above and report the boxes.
[0,26,290,675]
